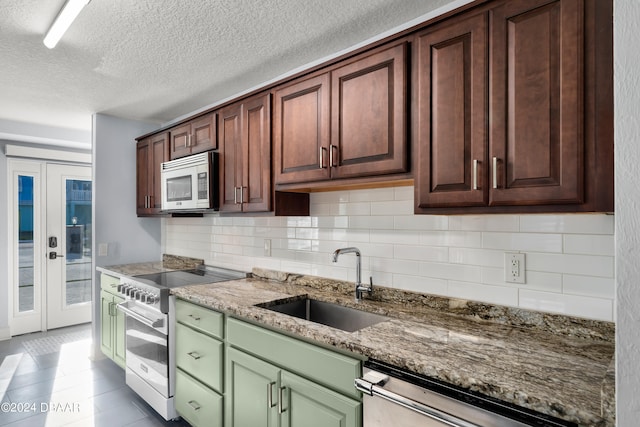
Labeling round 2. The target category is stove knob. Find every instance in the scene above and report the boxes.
[147,295,157,304]
[134,290,142,300]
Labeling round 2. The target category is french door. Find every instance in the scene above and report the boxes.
[8,160,92,336]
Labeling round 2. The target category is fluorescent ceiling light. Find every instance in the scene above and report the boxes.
[43,0,91,49]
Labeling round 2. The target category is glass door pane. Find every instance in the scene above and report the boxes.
[65,179,92,306]
[18,175,34,312]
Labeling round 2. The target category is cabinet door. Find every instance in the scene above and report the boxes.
[170,123,192,159]
[113,294,126,368]
[280,370,361,427]
[219,102,243,213]
[489,0,584,206]
[190,114,217,154]
[226,347,280,427]
[331,43,408,179]
[242,93,272,212]
[149,132,169,213]
[415,13,488,208]
[274,74,331,184]
[136,138,151,215]
[99,290,113,358]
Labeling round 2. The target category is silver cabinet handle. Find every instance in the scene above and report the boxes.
[472,159,478,190]
[188,314,201,321]
[234,186,239,204]
[267,382,276,408]
[187,400,201,411]
[187,134,192,147]
[319,147,327,169]
[240,186,245,204]
[330,144,337,167]
[492,157,498,189]
[187,351,201,360]
[278,386,286,414]
[355,378,480,427]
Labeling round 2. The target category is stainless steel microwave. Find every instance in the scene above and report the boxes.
[160,152,219,212]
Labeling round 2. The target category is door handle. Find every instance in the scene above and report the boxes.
[49,252,64,260]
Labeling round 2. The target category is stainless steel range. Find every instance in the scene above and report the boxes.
[116,265,247,420]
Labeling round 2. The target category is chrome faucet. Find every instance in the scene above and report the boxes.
[332,247,373,301]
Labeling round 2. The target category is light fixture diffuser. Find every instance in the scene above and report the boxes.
[43,0,91,49]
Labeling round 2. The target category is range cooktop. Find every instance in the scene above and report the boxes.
[133,266,247,289]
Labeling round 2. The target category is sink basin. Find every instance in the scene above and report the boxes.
[259,298,388,332]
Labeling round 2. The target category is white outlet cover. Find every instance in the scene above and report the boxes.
[505,252,525,284]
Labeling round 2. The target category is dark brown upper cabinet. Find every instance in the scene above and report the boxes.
[219,93,272,213]
[169,113,217,159]
[414,11,489,208]
[274,42,408,187]
[136,132,169,216]
[489,0,583,207]
[415,0,613,214]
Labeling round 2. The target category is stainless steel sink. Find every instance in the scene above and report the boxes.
[260,298,388,332]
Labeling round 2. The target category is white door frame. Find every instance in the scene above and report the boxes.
[7,157,92,336]
[7,159,45,336]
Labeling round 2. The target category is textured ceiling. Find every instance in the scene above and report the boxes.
[1,0,456,132]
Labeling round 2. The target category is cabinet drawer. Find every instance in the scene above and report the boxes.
[100,273,120,293]
[176,323,224,392]
[227,318,361,399]
[176,369,223,427]
[176,299,224,339]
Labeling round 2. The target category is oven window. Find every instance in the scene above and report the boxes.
[126,316,169,396]
[166,175,192,202]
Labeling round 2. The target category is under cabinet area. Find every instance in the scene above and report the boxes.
[414,0,613,214]
[273,41,409,188]
[136,132,169,216]
[175,299,225,427]
[169,113,217,160]
[99,274,126,368]
[225,318,362,427]
[219,92,272,213]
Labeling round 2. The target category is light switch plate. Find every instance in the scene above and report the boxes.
[98,243,108,257]
[505,252,525,284]
[264,239,271,257]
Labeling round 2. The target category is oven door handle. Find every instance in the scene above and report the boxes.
[117,302,165,329]
[355,376,481,427]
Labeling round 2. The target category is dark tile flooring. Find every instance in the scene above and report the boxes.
[0,324,189,426]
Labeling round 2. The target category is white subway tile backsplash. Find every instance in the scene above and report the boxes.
[519,289,613,321]
[164,188,616,322]
[449,215,520,232]
[563,234,615,256]
[519,214,614,234]
[447,281,519,307]
[482,232,562,253]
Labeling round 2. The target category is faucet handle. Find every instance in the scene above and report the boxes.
[369,276,374,293]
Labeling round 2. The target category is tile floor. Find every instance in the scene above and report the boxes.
[0,323,190,426]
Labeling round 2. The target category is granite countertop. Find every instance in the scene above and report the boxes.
[96,254,204,278]
[99,261,615,426]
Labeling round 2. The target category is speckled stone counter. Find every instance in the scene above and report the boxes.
[171,268,615,427]
[96,254,204,278]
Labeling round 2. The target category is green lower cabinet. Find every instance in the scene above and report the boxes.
[226,347,280,427]
[100,289,126,369]
[280,370,361,427]
[176,369,223,427]
[225,347,361,427]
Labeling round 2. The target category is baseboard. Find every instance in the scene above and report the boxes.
[0,327,11,341]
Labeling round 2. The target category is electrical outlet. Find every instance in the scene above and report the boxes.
[504,252,525,284]
[264,239,271,257]
[98,243,108,257]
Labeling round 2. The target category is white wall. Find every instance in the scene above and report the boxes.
[164,188,615,321]
[91,113,161,356]
[614,0,639,424]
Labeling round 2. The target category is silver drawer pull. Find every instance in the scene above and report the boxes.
[268,382,276,408]
[278,386,287,414]
[187,351,201,360]
[188,400,201,411]
[472,159,479,190]
[493,157,498,189]
[188,314,201,321]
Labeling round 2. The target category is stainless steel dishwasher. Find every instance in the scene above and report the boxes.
[355,361,575,427]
